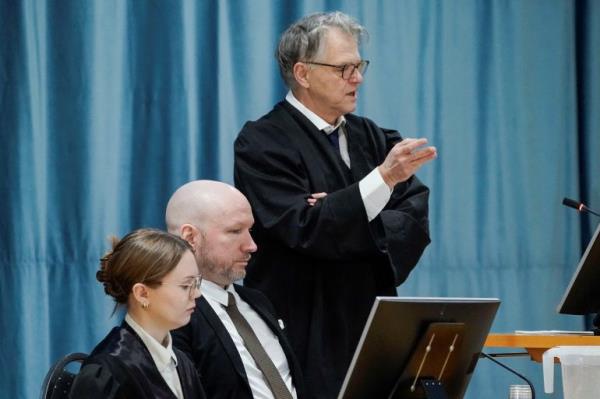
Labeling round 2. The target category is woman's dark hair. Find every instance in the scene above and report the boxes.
[96,228,192,306]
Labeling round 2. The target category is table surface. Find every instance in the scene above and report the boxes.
[484,333,600,362]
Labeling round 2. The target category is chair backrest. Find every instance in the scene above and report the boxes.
[39,352,88,399]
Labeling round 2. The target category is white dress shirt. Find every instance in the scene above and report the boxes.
[285,91,391,221]
[201,280,297,399]
[125,313,184,399]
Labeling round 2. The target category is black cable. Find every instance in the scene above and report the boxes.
[486,352,530,358]
[480,352,536,398]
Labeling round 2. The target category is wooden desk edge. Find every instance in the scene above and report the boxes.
[485,333,600,362]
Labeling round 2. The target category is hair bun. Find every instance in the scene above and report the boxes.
[96,241,128,303]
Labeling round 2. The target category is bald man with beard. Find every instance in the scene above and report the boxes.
[167,180,306,399]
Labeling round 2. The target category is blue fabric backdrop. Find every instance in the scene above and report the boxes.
[1,1,599,398]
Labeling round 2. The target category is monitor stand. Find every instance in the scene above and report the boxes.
[388,322,465,399]
[420,378,449,399]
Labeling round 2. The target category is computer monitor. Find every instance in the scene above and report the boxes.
[337,297,500,399]
[557,223,600,317]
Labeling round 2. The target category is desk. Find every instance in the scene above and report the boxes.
[485,333,600,362]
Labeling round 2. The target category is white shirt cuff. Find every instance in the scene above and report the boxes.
[359,168,392,222]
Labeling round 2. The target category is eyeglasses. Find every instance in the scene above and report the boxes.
[158,275,202,300]
[304,60,370,80]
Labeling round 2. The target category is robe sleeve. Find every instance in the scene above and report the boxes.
[370,127,431,285]
[69,361,121,399]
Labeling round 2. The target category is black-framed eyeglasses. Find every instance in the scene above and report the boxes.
[158,274,202,300]
[304,60,370,80]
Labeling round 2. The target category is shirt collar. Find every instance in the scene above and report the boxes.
[286,91,346,134]
[200,279,236,307]
[125,313,178,371]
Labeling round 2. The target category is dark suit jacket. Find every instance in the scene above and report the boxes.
[234,101,431,399]
[70,322,206,399]
[172,284,306,399]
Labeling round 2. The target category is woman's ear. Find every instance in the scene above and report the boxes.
[132,282,150,308]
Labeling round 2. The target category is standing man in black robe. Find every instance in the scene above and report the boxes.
[234,11,437,399]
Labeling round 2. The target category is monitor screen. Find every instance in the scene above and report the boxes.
[558,223,600,315]
[337,297,500,399]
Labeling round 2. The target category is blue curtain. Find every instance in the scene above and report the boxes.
[1,1,598,398]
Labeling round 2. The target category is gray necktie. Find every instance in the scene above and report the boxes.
[225,292,293,399]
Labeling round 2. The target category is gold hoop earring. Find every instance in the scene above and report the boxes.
[141,302,149,309]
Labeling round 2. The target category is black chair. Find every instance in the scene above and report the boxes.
[40,352,87,399]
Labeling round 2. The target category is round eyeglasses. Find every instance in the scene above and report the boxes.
[304,60,370,80]
[158,275,202,300]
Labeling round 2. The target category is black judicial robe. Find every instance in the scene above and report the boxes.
[70,322,206,399]
[234,101,431,399]
[172,284,306,399]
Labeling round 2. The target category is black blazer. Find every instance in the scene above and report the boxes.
[172,284,306,399]
[70,322,206,399]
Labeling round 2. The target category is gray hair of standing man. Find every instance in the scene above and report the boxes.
[276,11,368,89]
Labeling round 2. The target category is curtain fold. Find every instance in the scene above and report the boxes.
[1,1,598,398]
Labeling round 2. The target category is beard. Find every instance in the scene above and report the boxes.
[196,249,246,285]
[218,262,246,283]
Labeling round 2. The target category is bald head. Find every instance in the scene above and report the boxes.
[166,180,249,234]
[165,180,257,287]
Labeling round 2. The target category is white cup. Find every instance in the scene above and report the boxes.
[508,384,532,399]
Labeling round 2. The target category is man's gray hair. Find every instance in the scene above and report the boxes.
[276,11,368,89]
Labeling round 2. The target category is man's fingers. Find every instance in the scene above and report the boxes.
[397,138,429,154]
[411,146,437,161]
[380,138,436,187]
[306,192,327,206]
[410,147,437,167]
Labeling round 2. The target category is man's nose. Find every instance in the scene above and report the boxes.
[244,232,258,253]
[350,68,363,84]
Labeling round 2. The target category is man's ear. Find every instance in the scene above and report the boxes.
[132,283,150,308]
[293,62,311,89]
[180,224,198,248]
